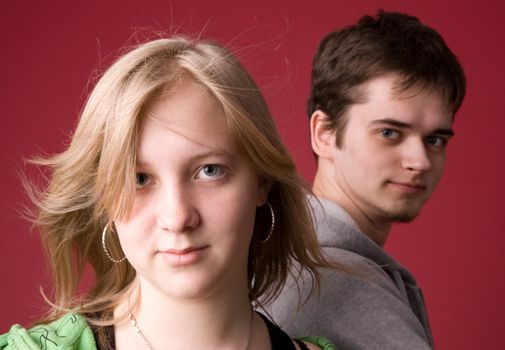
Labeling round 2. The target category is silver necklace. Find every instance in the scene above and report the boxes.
[130,308,254,350]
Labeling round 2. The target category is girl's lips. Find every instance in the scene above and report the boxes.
[165,247,203,254]
[158,246,209,266]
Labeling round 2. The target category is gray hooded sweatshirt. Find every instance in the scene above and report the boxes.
[267,196,433,349]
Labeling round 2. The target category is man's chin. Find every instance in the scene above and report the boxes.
[383,206,422,223]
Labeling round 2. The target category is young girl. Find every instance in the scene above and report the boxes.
[0,37,335,350]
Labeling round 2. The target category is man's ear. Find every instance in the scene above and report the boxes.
[310,110,336,159]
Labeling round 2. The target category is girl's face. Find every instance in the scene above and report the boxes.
[115,78,265,301]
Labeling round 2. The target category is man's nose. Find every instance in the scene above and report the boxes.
[400,139,432,173]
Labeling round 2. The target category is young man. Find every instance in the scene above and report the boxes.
[268,11,466,349]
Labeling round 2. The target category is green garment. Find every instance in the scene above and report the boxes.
[0,313,336,350]
[0,314,96,350]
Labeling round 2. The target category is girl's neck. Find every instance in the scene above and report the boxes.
[114,279,258,350]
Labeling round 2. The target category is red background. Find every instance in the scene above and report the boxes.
[1,0,504,348]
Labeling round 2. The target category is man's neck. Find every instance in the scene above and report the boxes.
[313,171,390,247]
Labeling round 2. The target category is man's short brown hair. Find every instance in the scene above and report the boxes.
[308,10,466,147]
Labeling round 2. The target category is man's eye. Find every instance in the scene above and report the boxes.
[379,128,400,139]
[426,136,446,148]
[135,173,150,187]
[197,164,226,179]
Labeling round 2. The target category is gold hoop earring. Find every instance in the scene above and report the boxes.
[102,223,126,263]
[255,202,275,243]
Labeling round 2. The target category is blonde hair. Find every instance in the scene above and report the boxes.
[30,37,329,325]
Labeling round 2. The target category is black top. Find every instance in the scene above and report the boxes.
[93,312,308,350]
[259,312,309,350]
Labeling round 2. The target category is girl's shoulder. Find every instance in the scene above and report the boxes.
[0,313,96,350]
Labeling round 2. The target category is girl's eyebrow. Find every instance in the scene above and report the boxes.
[191,149,234,161]
[136,149,235,167]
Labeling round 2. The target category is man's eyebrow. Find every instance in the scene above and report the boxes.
[370,118,412,128]
[432,128,455,137]
[370,118,454,137]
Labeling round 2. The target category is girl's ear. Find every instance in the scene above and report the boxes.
[257,179,273,206]
[310,110,337,159]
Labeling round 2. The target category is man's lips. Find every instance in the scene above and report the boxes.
[388,181,426,193]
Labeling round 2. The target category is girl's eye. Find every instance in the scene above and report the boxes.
[379,128,400,139]
[135,172,150,187]
[197,164,226,180]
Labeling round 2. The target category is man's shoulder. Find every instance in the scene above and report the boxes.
[0,313,96,350]
[269,248,431,349]
[268,196,432,348]
[275,244,403,307]
[321,245,396,286]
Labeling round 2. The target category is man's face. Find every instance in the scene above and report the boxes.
[327,73,454,224]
